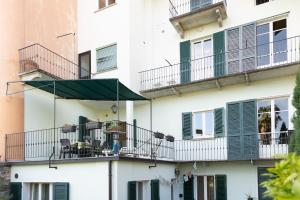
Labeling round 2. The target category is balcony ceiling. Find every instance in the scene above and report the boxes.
[141,63,300,99]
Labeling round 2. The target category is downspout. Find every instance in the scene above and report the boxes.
[109,160,112,200]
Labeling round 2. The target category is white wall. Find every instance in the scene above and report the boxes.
[115,160,176,200]
[24,85,126,131]
[177,162,262,200]
[134,75,296,139]
[11,162,109,200]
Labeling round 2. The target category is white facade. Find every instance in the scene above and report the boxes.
[9,0,300,200]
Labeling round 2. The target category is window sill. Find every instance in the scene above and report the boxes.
[93,67,118,75]
[94,3,117,13]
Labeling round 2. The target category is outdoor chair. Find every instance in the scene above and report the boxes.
[59,139,74,159]
[92,140,102,157]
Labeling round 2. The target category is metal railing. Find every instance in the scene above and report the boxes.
[19,43,88,80]
[140,36,300,91]
[169,0,226,18]
[175,131,292,162]
[5,121,175,162]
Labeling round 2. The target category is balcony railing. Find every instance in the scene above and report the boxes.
[175,131,292,162]
[5,121,175,162]
[19,43,85,80]
[169,0,226,18]
[140,36,300,91]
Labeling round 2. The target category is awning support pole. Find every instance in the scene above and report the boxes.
[49,80,57,169]
[117,80,119,121]
[150,99,153,160]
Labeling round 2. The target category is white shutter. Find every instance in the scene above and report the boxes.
[227,28,240,74]
[242,23,256,71]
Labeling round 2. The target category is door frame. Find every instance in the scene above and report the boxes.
[78,50,91,79]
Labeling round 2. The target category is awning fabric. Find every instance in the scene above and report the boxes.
[24,79,148,101]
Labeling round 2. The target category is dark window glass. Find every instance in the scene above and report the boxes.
[274,98,288,111]
[273,19,287,31]
[256,0,269,5]
[257,24,270,66]
[257,24,269,35]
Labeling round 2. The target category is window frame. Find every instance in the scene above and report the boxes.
[98,0,116,10]
[193,110,215,139]
[257,96,290,145]
[96,43,117,73]
[256,18,287,68]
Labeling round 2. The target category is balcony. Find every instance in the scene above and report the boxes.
[19,43,86,80]
[169,0,227,37]
[175,131,292,162]
[140,36,300,98]
[5,121,175,162]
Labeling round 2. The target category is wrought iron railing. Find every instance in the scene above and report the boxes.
[5,121,175,162]
[140,36,300,91]
[19,43,88,80]
[169,0,226,18]
[175,131,292,162]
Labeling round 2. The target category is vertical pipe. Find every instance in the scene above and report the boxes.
[109,160,112,200]
[150,100,153,159]
[53,81,56,159]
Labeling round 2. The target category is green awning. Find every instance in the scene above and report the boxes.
[24,79,148,101]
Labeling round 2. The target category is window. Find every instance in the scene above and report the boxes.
[258,97,289,145]
[96,44,117,72]
[194,110,214,138]
[256,19,287,67]
[197,175,227,200]
[99,0,115,9]
[28,183,51,200]
[192,39,213,80]
[256,0,269,5]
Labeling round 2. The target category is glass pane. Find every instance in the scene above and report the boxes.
[274,98,288,111]
[258,100,271,113]
[79,53,90,79]
[108,0,115,5]
[194,113,203,135]
[273,29,287,63]
[99,0,106,9]
[97,44,117,72]
[193,42,202,60]
[275,111,289,133]
[205,111,214,134]
[203,39,212,56]
[207,176,215,200]
[258,113,271,133]
[273,19,286,31]
[257,33,270,66]
[257,55,270,66]
[42,184,49,200]
[257,24,269,35]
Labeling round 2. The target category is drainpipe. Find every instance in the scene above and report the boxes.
[109,160,112,200]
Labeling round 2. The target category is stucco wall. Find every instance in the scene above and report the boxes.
[115,160,176,200]
[10,162,109,200]
[134,75,296,139]
[177,161,264,200]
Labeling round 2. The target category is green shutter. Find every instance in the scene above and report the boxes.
[227,102,242,160]
[214,108,225,137]
[242,100,259,159]
[213,31,225,77]
[128,181,137,200]
[182,112,193,140]
[180,41,191,84]
[151,180,160,200]
[215,175,227,200]
[227,100,258,160]
[183,176,194,200]
[53,183,69,200]
[79,116,88,142]
[133,119,137,148]
[258,168,273,200]
[9,182,22,200]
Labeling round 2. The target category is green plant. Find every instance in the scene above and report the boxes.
[262,153,300,200]
[289,70,300,154]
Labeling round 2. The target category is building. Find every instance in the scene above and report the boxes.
[4,0,300,200]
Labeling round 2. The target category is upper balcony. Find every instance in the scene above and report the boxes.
[139,36,300,98]
[19,44,89,80]
[169,0,227,37]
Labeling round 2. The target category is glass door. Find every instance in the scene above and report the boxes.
[78,51,91,79]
